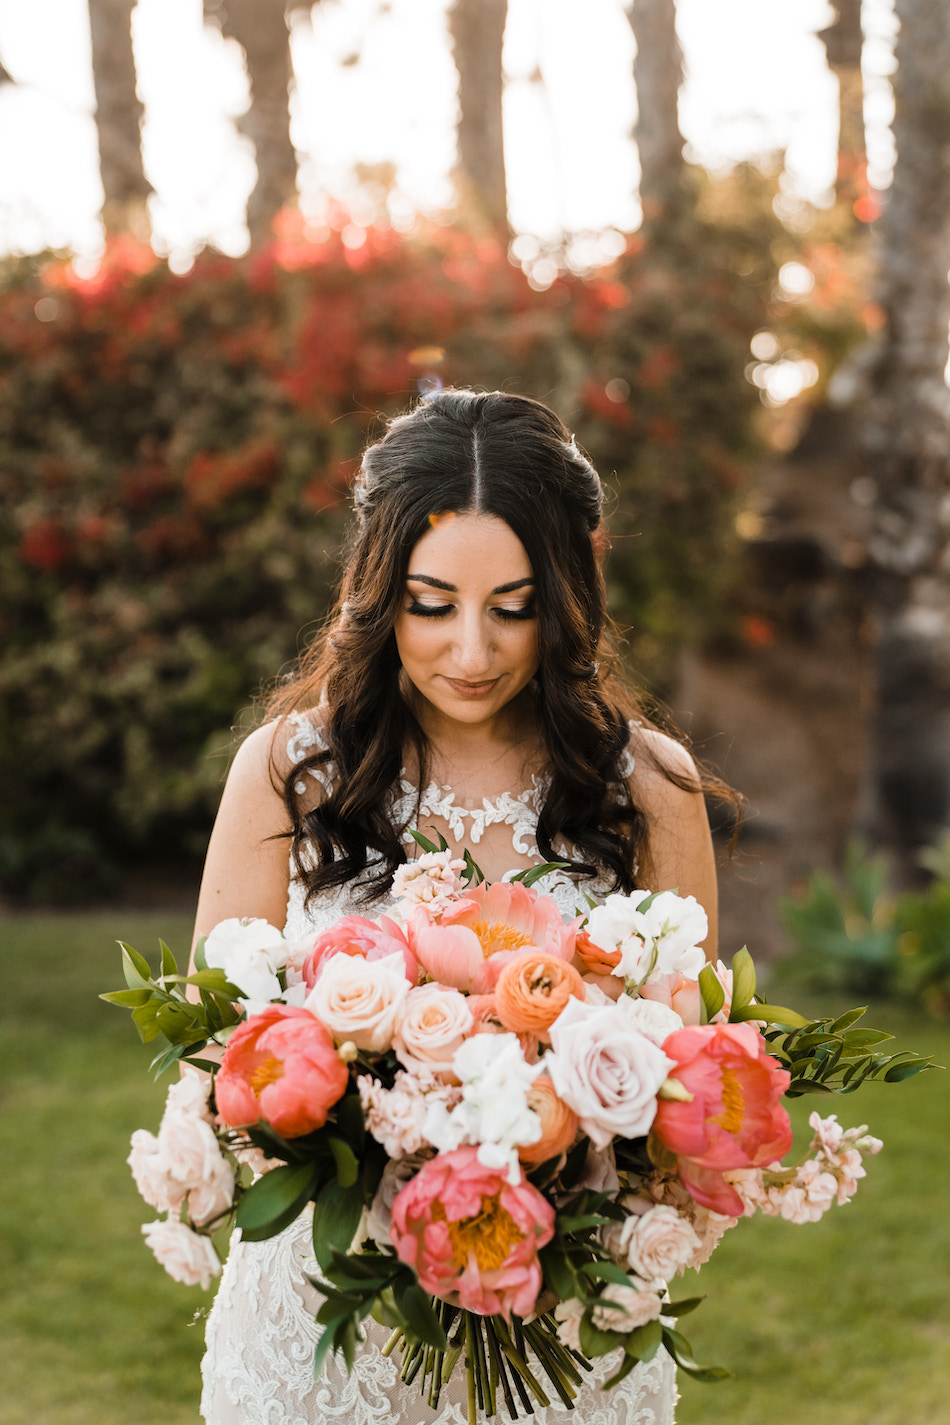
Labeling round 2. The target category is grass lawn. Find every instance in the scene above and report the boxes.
[1,916,948,1425]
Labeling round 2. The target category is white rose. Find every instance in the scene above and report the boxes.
[164,1067,213,1121]
[127,1129,186,1213]
[186,1152,236,1226]
[159,1109,225,1188]
[141,1218,221,1289]
[545,997,674,1149]
[392,983,474,1076]
[615,993,684,1048]
[591,1282,663,1333]
[620,1204,701,1281]
[305,950,410,1052]
[204,917,286,1004]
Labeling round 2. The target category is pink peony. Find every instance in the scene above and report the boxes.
[653,1022,792,1216]
[141,1218,221,1289]
[638,971,702,1026]
[215,1004,349,1138]
[389,1145,554,1318]
[302,915,418,988]
[410,882,578,995]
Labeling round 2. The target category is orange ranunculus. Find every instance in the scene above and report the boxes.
[518,1075,579,1166]
[494,953,586,1042]
[652,1021,792,1216]
[467,994,539,1062]
[215,1004,349,1138]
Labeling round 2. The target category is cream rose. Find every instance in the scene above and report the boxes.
[620,1204,702,1280]
[186,1153,236,1227]
[616,993,684,1048]
[392,983,474,1076]
[545,997,675,1149]
[159,1109,225,1188]
[305,950,410,1052]
[127,1129,186,1213]
[141,1218,221,1289]
[591,1282,663,1333]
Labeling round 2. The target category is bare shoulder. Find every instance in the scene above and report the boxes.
[627,726,719,957]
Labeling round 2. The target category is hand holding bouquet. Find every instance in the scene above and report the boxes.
[105,843,931,1419]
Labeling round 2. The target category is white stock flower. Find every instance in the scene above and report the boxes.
[204,917,286,1004]
[142,1218,221,1289]
[424,1033,545,1183]
[304,950,410,1052]
[584,891,707,987]
[545,997,674,1149]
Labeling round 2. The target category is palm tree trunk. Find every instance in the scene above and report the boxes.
[624,0,687,222]
[87,0,152,235]
[209,0,299,247]
[448,0,509,232]
[862,0,950,876]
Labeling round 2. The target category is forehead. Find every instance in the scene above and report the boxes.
[406,513,532,580]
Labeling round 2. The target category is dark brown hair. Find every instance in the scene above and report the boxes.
[266,389,721,904]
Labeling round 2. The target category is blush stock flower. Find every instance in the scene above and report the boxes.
[391,851,466,913]
[389,1145,555,1318]
[215,1004,349,1138]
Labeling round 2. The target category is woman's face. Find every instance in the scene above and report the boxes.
[394,512,539,732]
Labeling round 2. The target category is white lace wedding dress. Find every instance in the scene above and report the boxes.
[199,714,678,1425]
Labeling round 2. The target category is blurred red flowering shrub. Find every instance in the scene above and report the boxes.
[0,217,770,898]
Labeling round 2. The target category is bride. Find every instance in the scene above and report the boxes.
[194,388,720,1424]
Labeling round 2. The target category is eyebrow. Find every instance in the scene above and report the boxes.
[406,574,535,595]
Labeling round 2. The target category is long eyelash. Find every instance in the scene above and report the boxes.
[495,606,536,621]
[407,600,453,618]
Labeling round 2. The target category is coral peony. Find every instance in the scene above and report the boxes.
[389,1145,554,1318]
[494,953,586,1042]
[302,915,418,988]
[410,882,578,994]
[518,1075,579,1166]
[215,1005,349,1138]
[653,1021,792,1215]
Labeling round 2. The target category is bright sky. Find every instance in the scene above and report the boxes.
[0,0,897,265]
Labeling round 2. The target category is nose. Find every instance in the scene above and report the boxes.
[454,611,494,678]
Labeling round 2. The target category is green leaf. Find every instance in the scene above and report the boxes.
[581,1261,633,1288]
[664,1296,705,1318]
[626,1318,663,1361]
[160,940,179,979]
[539,1244,579,1302]
[311,1177,365,1271]
[392,1276,447,1350]
[558,1137,590,1191]
[884,1056,934,1082]
[236,1162,319,1241]
[830,1007,867,1033]
[120,943,154,990]
[100,987,152,1008]
[662,1327,730,1382]
[193,935,208,972]
[335,1094,366,1154]
[328,1136,360,1189]
[731,1003,808,1029]
[409,828,447,854]
[461,847,485,886]
[149,1041,185,1077]
[729,948,756,1015]
[131,1000,166,1043]
[181,968,246,998]
[698,964,724,1023]
[840,1027,894,1047]
[511,861,571,888]
[579,1314,623,1359]
[557,1213,611,1234]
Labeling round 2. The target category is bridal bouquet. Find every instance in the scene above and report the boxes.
[105,841,931,1419]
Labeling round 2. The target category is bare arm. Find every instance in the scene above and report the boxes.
[191,721,294,965]
[630,729,719,961]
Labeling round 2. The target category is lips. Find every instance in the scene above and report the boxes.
[444,677,500,699]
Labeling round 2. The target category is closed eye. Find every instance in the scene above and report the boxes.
[406,600,453,618]
[493,605,535,622]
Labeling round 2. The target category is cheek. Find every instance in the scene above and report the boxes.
[394,616,441,667]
